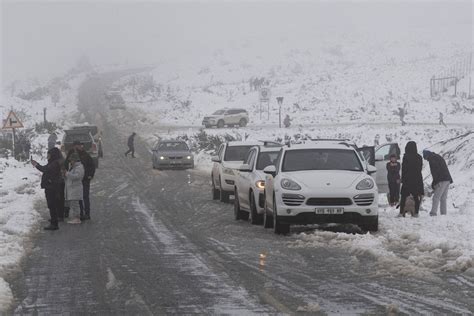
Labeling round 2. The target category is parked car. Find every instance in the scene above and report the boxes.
[152,140,194,169]
[106,92,126,110]
[234,143,282,224]
[262,142,378,234]
[61,128,100,168]
[71,125,104,158]
[202,108,249,128]
[211,141,262,203]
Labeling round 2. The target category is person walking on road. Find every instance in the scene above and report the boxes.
[31,147,63,230]
[423,150,453,216]
[124,132,136,158]
[64,152,85,224]
[398,141,424,217]
[77,143,95,220]
[439,112,447,127]
[386,154,401,206]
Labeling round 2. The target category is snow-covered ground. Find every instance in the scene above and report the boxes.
[107,24,473,281]
[0,72,86,312]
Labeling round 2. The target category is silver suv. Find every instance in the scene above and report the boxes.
[202,108,249,128]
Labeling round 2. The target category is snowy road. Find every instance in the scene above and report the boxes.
[8,73,474,315]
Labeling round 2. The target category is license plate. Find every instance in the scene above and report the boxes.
[315,208,344,215]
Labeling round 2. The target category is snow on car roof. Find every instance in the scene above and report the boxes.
[284,142,354,151]
[227,141,262,146]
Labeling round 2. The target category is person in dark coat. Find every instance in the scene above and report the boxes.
[124,132,136,158]
[31,147,63,230]
[386,154,401,206]
[423,150,453,216]
[77,143,95,220]
[399,141,424,217]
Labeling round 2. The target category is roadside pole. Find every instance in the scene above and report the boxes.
[276,97,284,128]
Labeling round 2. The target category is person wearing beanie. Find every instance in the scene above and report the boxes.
[423,150,453,216]
[31,147,63,230]
[64,152,85,224]
[399,141,424,217]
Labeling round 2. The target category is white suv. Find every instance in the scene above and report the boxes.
[211,141,262,203]
[202,108,249,128]
[263,142,378,234]
[234,144,281,224]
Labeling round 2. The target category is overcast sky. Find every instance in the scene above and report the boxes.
[1,0,472,86]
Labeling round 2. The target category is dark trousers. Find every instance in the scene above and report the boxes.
[79,180,91,215]
[400,193,421,215]
[125,146,135,157]
[45,188,60,226]
[388,180,400,204]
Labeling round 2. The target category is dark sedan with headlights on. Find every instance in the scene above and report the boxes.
[152,140,194,170]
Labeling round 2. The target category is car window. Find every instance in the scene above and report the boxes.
[157,142,189,151]
[227,109,238,115]
[224,146,253,161]
[376,144,391,160]
[244,149,256,166]
[218,144,225,159]
[256,151,279,170]
[65,133,92,143]
[213,110,225,115]
[282,149,363,172]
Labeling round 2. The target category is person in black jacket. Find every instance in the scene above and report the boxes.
[423,150,453,216]
[31,147,63,230]
[124,132,136,158]
[77,143,95,220]
[386,154,401,206]
[399,141,424,217]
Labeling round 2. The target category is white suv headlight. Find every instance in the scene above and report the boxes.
[356,178,374,190]
[281,178,301,190]
[223,167,235,175]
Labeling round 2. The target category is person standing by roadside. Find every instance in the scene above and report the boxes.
[386,154,401,206]
[77,143,95,220]
[398,141,424,217]
[423,150,453,216]
[31,147,63,230]
[124,132,136,158]
[64,152,84,224]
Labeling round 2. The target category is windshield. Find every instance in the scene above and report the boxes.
[224,146,253,161]
[256,151,279,170]
[212,110,225,115]
[282,149,363,172]
[157,142,189,151]
[65,133,91,143]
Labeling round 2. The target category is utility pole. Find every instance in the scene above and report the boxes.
[276,97,284,128]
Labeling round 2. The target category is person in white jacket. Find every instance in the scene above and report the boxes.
[64,152,85,224]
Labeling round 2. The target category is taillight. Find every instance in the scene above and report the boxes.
[92,143,97,152]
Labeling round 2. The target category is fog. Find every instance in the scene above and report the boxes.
[1,0,472,86]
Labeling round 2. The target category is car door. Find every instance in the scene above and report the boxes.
[375,143,400,193]
[213,144,225,186]
[239,149,257,210]
[265,149,282,212]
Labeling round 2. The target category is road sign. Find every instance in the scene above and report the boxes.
[259,88,271,102]
[2,111,24,129]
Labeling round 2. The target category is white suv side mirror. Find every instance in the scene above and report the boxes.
[367,165,377,175]
[239,164,252,172]
[263,165,276,175]
[211,156,221,163]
